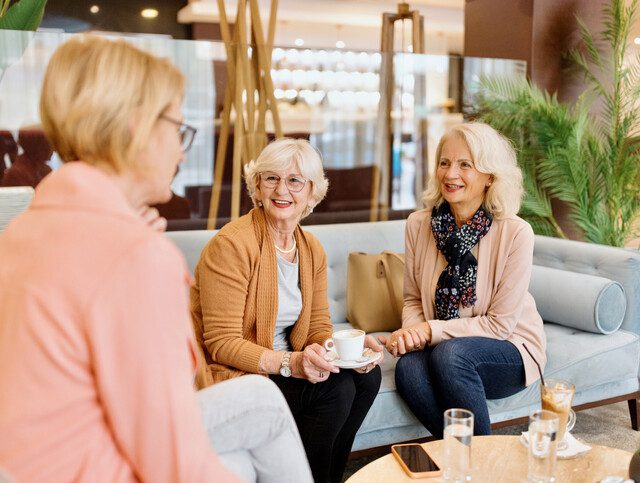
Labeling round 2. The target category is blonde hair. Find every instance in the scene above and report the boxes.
[39,35,184,173]
[244,138,328,218]
[422,122,523,219]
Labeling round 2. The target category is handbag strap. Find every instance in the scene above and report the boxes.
[377,251,403,322]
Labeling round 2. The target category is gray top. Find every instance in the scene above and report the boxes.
[273,251,302,351]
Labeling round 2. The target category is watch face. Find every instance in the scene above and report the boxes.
[280,366,292,377]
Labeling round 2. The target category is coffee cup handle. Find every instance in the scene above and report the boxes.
[566,409,576,433]
[324,338,334,352]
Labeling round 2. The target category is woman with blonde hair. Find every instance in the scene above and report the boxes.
[380,122,546,437]
[0,35,311,482]
[191,137,384,483]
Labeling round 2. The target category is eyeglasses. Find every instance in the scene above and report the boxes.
[260,172,308,192]
[160,114,197,153]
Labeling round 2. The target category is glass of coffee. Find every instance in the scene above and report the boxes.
[540,379,575,450]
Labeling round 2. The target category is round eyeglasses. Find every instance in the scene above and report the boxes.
[260,172,308,192]
[160,114,197,153]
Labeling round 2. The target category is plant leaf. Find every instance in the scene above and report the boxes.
[0,0,48,31]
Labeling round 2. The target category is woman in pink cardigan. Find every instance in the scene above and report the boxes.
[380,122,546,437]
[0,36,311,482]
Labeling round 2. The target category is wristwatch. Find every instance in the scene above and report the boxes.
[279,352,292,377]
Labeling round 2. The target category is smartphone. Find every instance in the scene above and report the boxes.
[391,443,442,478]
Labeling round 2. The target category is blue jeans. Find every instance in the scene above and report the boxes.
[395,337,525,438]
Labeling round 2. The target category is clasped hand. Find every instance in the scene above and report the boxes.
[378,323,430,358]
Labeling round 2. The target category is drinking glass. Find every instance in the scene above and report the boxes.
[528,409,559,483]
[443,408,473,482]
[540,379,575,450]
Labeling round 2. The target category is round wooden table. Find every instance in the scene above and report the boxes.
[346,435,632,482]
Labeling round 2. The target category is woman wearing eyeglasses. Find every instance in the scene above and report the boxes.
[190,138,384,483]
[0,36,313,483]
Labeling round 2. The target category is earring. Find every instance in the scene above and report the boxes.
[308,206,314,214]
[258,201,263,207]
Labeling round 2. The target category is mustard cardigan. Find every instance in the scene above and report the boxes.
[190,208,333,386]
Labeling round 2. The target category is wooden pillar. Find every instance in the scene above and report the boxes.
[376,3,425,222]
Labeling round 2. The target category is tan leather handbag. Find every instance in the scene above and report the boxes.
[347,250,405,333]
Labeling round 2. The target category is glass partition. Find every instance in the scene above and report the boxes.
[0,30,215,199]
[0,29,526,230]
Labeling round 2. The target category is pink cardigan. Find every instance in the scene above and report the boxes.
[0,163,239,482]
[403,209,547,386]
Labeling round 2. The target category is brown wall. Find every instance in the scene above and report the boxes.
[464,0,533,74]
[464,0,608,101]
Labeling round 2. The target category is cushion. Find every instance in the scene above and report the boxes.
[529,265,626,334]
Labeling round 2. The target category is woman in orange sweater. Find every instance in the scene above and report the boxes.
[191,138,384,482]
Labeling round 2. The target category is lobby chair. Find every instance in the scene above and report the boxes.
[1,129,52,188]
[0,130,18,184]
[313,165,379,223]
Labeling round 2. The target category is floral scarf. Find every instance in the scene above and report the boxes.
[431,202,492,320]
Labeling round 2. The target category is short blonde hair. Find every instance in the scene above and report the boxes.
[244,138,328,218]
[422,122,523,219]
[40,35,184,173]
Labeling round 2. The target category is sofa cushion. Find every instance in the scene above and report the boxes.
[533,235,640,334]
[488,324,639,419]
[344,322,640,441]
[530,266,626,334]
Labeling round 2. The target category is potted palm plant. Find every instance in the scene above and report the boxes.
[473,0,640,247]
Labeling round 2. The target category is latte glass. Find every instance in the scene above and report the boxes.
[540,379,575,450]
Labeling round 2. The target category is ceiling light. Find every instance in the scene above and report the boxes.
[141,8,159,19]
[89,5,99,14]
[335,40,345,49]
[294,38,304,47]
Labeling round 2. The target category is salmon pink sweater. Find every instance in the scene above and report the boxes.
[0,162,240,482]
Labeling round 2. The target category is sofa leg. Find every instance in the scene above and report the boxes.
[628,398,640,431]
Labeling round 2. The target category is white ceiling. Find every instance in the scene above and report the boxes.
[179,0,465,52]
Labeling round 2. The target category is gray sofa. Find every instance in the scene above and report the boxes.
[167,219,640,452]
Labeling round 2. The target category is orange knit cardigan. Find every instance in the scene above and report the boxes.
[190,208,333,387]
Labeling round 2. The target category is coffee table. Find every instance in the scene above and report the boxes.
[346,435,632,482]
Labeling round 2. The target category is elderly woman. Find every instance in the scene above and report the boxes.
[0,36,312,483]
[191,138,383,483]
[381,122,546,437]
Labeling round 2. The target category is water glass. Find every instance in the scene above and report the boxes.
[443,408,473,482]
[528,410,559,483]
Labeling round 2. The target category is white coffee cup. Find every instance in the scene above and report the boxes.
[324,329,365,361]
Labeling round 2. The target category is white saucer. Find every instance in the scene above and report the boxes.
[520,430,591,459]
[326,348,382,369]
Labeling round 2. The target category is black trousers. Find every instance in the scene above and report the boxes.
[270,366,381,483]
